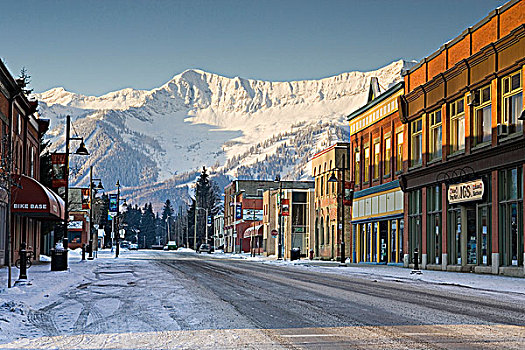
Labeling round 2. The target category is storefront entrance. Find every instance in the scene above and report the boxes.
[448,203,491,266]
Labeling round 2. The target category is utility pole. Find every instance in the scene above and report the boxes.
[194,190,198,250]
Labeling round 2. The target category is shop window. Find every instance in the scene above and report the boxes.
[373,140,380,180]
[501,70,523,135]
[449,99,465,153]
[408,190,422,262]
[427,186,441,264]
[410,119,422,167]
[473,85,492,146]
[354,148,360,185]
[499,167,523,267]
[396,131,403,173]
[363,145,370,183]
[384,134,391,177]
[429,109,442,161]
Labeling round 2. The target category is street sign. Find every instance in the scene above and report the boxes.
[271,229,278,237]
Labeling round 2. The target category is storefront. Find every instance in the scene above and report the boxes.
[352,181,404,264]
[11,175,65,262]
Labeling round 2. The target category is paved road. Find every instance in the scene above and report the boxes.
[3,250,524,349]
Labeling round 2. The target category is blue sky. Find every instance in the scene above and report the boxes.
[1,0,507,96]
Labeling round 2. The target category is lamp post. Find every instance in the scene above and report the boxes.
[274,175,283,260]
[63,115,89,268]
[114,180,127,258]
[166,215,171,244]
[88,166,103,260]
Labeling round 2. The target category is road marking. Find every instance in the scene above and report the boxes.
[2,324,524,349]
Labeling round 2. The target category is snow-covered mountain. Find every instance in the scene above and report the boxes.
[37,60,415,209]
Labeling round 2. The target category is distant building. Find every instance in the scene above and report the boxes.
[213,214,224,249]
[311,143,351,260]
[262,181,314,259]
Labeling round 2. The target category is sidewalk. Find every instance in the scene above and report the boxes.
[211,250,525,296]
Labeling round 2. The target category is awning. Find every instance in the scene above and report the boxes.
[244,224,263,238]
[12,175,65,220]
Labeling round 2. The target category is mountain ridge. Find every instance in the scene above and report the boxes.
[36,60,416,210]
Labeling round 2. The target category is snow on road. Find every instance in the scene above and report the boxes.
[0,248,524,349]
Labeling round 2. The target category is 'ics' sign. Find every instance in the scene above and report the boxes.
[448,179,484,204]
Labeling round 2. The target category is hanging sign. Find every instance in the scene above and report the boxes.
[448,179,484,204]
[343,181,355,206]
[235,203,242,219]
[81,188,91,209]
[281,199,290,216]
[109,194,118,212]
[51,153,67,188]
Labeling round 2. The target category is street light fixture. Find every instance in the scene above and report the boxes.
[274,175,283,260]
[114,180,127,258]
[88,166,103,260]
[63,115,89,268]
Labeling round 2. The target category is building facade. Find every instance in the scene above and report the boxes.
[400,0,525,276]
[311,143,352,260]
[213,214,224,249]
[224,180,280,253]
[0,60,63,266]
[262,181,314,259]
[347,81,405,265]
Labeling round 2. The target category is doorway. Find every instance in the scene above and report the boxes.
[379,221,388,263]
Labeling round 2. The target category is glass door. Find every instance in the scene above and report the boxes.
[466,208,477,264]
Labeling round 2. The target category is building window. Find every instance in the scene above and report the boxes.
[499,167,523,267]
[473,85,492,146]
[396,131,403,173]
[429,109,442,161]
[502,70,523,135]
[320,176,324,197]
[408,190,422,262]
[410,118,422,167]
[449,98,465,153]
[373,140,380,180]
[427,186,441,264]
[354,148,360,185]
[363,145,370,183]
[30,147,35,177]
[384,135,391,177]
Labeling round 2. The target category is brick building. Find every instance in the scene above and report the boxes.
[400,0,525,276]
[311,143,352,260]
[0,60,63,266]
[347,81,405,265]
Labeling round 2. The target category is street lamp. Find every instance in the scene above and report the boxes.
[274,175,283,260]
[88,166,103,260]
[63,115,89,268]
[114,180,127,257]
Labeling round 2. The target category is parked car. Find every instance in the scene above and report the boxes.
[197,244,212,254]
[129,243,139,250]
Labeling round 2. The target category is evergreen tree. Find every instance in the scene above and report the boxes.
[139,203,156,248]
[122,204,141,243]
[192,167,222,247]
[161,199,175,244]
